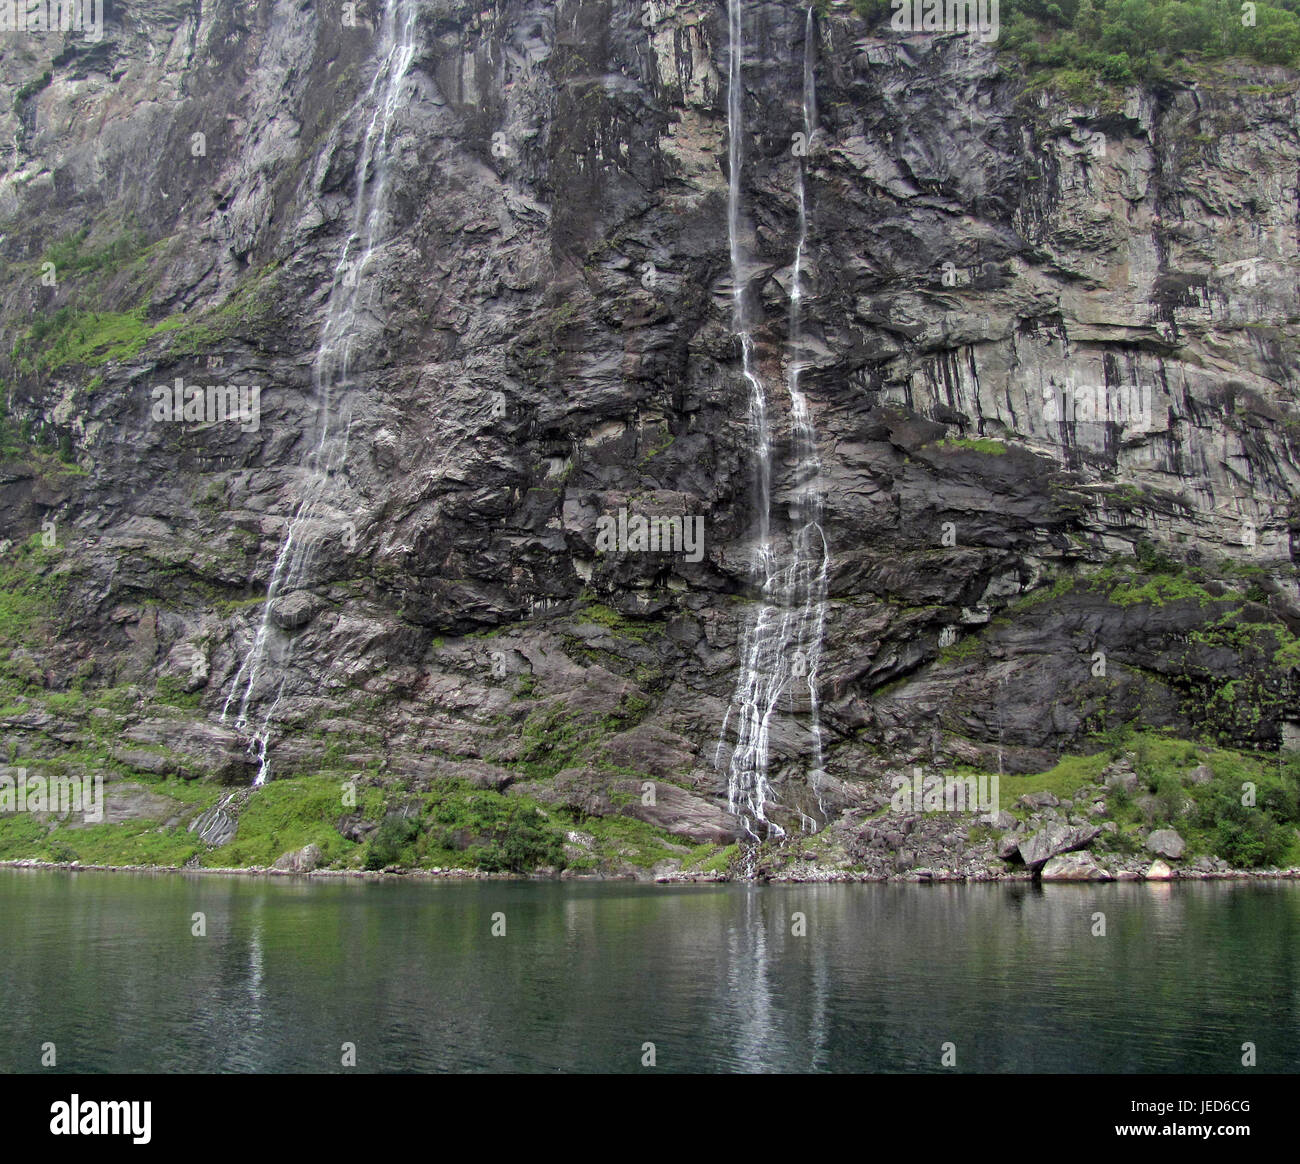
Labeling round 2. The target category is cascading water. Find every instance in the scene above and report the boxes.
[717,3,830,842]
[221,0,419,784]
[787,6,830,809]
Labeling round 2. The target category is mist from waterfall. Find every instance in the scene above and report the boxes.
[221,0,419,784]
[718,3,830,839]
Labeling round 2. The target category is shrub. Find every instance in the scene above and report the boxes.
[1212,812,1287,868]
[476,804,565,873]
[364,814,421,870]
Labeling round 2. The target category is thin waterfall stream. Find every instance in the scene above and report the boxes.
[221,0,419,784]
[718,2,829,843]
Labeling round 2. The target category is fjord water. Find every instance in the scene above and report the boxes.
[1,873,1296,1074]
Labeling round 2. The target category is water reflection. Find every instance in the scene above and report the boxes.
[0,873,1295,1073]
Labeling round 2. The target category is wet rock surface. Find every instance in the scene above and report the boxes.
[0,2,1297,877]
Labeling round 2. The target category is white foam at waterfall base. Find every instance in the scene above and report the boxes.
[717,2,830,842]
[220,0,419,785]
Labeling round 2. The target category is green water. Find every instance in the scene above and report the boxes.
[0,871,1296,1073]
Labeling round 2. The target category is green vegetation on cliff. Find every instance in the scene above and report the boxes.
[10,307,187,375]
[996,730,1300,867]
[851,0,1300,79]
[0,766,710,876]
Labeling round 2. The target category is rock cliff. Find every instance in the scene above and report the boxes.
[1,0,1297,875]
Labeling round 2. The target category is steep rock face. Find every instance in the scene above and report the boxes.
[1,1,1297,845]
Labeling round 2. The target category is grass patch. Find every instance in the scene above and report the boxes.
[1099,575,1222,609]
[203,774,372,869]
[11,307,187,374]
[929,437,1008,455]
[160,264,283,357]
[41,228,151,278]
[0,774,225,865]
[558,808,684,869]
[993,752,1111,814]
[0,535,70,656]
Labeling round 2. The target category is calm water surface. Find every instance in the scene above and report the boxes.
[0,871,1296,1073]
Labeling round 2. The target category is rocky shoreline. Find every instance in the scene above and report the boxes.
[2,3,1299,905]
[3,857,1298,885]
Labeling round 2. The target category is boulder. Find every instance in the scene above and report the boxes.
[1145,829,1186,859]
[1040,851,1112,881]
[997,832,1023,860]
[1187,764,1214,785]
[1018,823,1102,870]
[1019,791,1059,809]
[1104,768,1139,795]
[273,842,322,872]
[270,590,320,630]
[336,814,378,843]
[1145,859,1174,881]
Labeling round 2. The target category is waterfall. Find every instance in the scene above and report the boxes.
[718,3,829,840]
[788,5,830,811]
[220,0,419,785]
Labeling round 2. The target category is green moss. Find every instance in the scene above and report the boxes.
[929,437,1008,455]
[639,429,675,462]
[1096,574,1221,608]
[937,633,983,663]
[0,535,70,653]
[513,704,591,779]
[14,70,52,106]
[152,677,201,709]
[574,601,664,643]
[1104,484,1149,512]
[161,265,284,357]
[12,307,187,373]
[41,228,152,278]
